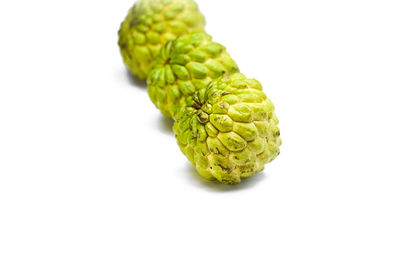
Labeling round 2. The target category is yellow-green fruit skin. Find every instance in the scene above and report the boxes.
[173,74,281,184]
[118,0,206,80]
[147,32,239,118]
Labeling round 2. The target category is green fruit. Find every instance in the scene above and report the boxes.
[118,0,206,80]
[147,32,239,118]
[173,73,281,184]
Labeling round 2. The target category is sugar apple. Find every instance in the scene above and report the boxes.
[173,73,281,184]
[147,32,239,118]
[118,0,206,80]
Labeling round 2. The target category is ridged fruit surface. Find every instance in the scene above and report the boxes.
[147,32,239,118]
[173,73,281,184]
[118,0,206,80]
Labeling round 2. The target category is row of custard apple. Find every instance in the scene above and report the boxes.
[118,0,281,184]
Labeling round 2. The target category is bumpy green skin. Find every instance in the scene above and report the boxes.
[118,0,206,80]
[147,32,239,118]
[173,73,281,184]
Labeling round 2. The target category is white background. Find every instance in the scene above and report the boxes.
[1,0,399,266]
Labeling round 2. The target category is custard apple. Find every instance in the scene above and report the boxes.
[173,73,281,184]
[118,0,206,80]
[147,32,239,118]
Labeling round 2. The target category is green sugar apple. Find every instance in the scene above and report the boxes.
[173,73,281,184]
[147,32,239,118]
[118,0,206,80]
